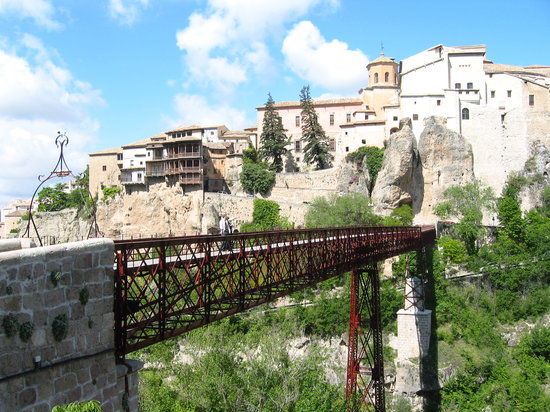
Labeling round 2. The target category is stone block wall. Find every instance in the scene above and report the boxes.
[395,309,432,361]
[0,238,141,411]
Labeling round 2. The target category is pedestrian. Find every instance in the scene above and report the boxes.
[219,214,230,249]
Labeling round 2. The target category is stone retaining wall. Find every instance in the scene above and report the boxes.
[0,238,141,411]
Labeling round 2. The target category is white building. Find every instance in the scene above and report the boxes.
[400,44,550,192]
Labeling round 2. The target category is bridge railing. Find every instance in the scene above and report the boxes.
[113,225,435,359]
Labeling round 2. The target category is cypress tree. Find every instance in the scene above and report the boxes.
[259,93,289,173]
[299,85,333,170]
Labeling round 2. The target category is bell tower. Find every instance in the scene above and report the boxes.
[367,49,399,88]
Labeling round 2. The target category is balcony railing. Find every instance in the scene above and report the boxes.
[165,151,201,159]
[179,176,202,185]
[165,167,202,176]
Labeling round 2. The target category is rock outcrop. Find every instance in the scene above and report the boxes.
[95,184,201,238]
[416,116,475,223]
[519,140,550,211]
[371,118,422,215]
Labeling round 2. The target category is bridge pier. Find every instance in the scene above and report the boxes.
[346,266,385,411]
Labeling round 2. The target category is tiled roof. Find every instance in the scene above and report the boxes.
[484,63,550,77]
[258,98,363,110]
[89,146,123,156]
[166,125,226,133]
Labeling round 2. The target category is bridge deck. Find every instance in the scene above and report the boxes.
[114,225,435,359]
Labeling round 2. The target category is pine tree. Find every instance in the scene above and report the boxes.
[259,93,289,173]
[299,85,333,170]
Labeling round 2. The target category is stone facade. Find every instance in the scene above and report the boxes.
[0,238,141,411]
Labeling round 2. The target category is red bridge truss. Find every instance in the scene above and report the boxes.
[114,225,435,411]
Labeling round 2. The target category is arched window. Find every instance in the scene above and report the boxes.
[461,108,470,120]
[384,72,389,82]
[374,73,379,83]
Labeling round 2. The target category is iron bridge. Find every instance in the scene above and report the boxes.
[114,225,436,411]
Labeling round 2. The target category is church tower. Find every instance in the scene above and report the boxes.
[367,50,399,88]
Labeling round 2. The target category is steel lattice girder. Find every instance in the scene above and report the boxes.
[113,225,435,359]
[346,267,385,411]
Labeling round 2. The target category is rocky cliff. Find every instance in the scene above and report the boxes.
[23,115,548,241]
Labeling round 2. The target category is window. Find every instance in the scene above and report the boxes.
[413,114,419,120]
[507,90,512,98]
[295,140,301,152]
[137,173,142,180]
[384,72,389,82]
[393,116,398,121]
[365,114,369,120]
[461,108,470,120]
[211,131,214,135]
[130,160,134,166]
[102,165,107,171]
[490,91,495,98]
[437,100,441,106]
[295,116,300,127]
[529,95,534,106]
[345,147,349,152]
[330,113,334,126]
[187,131,192,136]
[346,113,351,123]
[117,153,123,161]
[455,83,461,89]
[467,82,473,89]
[374,73,379,83]
[329,139,336,151]
[361,139,366,144]
[296,157,300,162]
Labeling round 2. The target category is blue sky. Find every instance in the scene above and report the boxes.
[0,0,549,206]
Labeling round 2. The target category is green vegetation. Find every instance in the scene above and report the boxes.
[304,192,381,228]
[259,93,290,173]
[299,86,332,170]
[52,401,102,412]
[345,146,385,194]
[240,146,276,195]
[101,185,121,201]
[137,187,549,411]
[240,198,292,232]
[433,180,496,255]
[37,167,96,216]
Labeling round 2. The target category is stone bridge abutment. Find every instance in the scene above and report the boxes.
[0,238,141,412]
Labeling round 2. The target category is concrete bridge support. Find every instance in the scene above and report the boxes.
[0,239,142,411]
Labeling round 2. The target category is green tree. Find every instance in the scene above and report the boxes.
[37,183,71,212]
[345,146,385,194]
[382,204,413,226]
[433,180,496,255]
[299,85,333,170]
[240,198,292,231]
[305,193,382,228]
[259,93,289,172]
[497,195,525,241]
[240,163,276,195]
[240,145,276,195]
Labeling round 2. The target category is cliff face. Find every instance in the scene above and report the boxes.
[24,115,548,240]
[371,118,422,215]
[95,184,201,239]
[416,116,475,223]
[371,116,475,222]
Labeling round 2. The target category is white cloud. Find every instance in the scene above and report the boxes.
[108,0,149,25]
[0,36,103,207]
[0,0,61,29]
[282,20,370,93]
[175,0,338,93]
[168,94,250,131]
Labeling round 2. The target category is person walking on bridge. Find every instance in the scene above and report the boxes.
[219,214,230,249]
